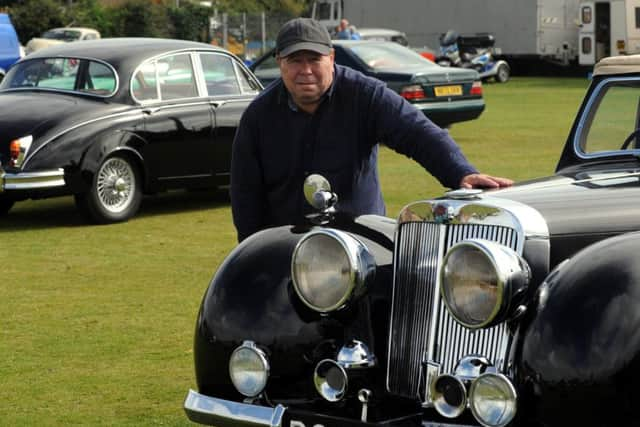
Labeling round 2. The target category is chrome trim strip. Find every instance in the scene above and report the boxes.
[574,76,640,160]
[158,173,211,180]
[2,168,65,191]
[412,98,485,111]
[398,197,549,244]
[183,390,285,427]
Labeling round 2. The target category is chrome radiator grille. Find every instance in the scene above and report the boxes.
[387,220,520,398]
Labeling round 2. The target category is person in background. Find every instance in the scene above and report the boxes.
[348,25,361,40]
[335,18,351,40]
[230,18,512,242]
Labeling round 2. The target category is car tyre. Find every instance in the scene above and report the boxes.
[76,154,142,223]
[495,64,510,83]
[0,198,14,215]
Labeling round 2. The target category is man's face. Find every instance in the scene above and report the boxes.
[277,49,335,113]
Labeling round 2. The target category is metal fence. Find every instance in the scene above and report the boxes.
[210,11,298,64]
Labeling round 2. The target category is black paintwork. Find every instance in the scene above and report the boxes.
[191,68,640,426]
[194,214,396,405]
[0,38,261,205]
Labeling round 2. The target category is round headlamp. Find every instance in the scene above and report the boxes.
[228,341,269,397]
[291,229,375,313]
[440,239,530,329]
[469,373,517,427]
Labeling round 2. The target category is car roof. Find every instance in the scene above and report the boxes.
[47,27,98,33]
[593,54,640,76]
[357,28,406,37]
[26,38,227,65]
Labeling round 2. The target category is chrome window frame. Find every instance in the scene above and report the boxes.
[0,56,119,98]
[574,76,640,160]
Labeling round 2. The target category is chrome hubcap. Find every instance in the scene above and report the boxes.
[96,158,135,213]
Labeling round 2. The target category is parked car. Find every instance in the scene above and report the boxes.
[25,27,101,55]
[250,40,484,127]
[185,54,640,427]
[354,28,409,46]
[0,38,262,222]
[0,13,23,82]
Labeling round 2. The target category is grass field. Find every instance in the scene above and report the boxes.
[0,77,589,426]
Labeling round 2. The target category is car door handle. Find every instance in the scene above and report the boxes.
[209,100,226,108]
[142,107,159,115]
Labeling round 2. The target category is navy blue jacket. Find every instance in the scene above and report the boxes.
[231,64,477,241]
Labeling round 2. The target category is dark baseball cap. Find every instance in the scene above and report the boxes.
[276,18,332,57]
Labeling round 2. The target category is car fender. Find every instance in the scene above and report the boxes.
[516,231,640,425]
[75,130,147,190]
[193,217,395,401]
[26,125,148,194]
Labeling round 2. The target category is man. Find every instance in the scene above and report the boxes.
[231,18,511,242]
[335,18,351,40]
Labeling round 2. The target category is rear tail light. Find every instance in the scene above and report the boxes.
[401,84,426,101]
[8,135,33,168]
[470,81,483,96]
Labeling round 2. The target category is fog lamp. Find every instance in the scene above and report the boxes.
[431,374,467,418]
[314,359,348,402]
[228,341,269,397]
[469,373,517,427]
[440,239,530,329]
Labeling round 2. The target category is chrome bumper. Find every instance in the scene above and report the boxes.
[0,168,65,193]
[184,389,285,427]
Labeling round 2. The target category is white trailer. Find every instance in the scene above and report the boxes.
[312,0,582,64]
[578,0,640,65]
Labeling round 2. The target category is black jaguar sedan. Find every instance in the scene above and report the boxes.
[250,40,484,127]
[0,38,262,223]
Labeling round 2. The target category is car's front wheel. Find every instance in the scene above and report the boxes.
[76,154,142,223]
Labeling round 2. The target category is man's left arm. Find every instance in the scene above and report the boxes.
[369,84,512,189]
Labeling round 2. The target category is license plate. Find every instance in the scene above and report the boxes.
[434,85,462,96]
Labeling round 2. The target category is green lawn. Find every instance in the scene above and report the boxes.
[0,77,589,426]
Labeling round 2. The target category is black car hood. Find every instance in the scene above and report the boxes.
[482,164,640,237]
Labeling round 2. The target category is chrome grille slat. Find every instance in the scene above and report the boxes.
[388,222,441,395]
[388,219,520,397]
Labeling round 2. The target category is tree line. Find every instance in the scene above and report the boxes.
[0,0,312,45]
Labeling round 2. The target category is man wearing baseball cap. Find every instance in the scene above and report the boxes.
[230,18,511,242]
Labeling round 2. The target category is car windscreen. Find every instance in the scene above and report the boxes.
[0,57,117,96]
[42,30,81,41]
[344,42,437,70]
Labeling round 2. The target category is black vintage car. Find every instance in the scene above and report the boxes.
[0,38,262,223]
[185,55,640,427]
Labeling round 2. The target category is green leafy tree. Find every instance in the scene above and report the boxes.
[9,0,66,44]
[168,2,210,42]
[111,0,170,38]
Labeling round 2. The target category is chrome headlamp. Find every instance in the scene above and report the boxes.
[228,341,269,397]
[469,373,517,427]
[440,239,530,329]
[291,229,375,313]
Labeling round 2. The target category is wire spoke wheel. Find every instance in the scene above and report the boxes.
[95,156,136,214]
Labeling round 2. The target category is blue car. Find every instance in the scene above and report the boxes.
[0,13,22,81]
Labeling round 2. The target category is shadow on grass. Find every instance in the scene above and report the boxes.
[2,189,230,231]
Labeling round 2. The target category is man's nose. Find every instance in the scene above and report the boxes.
[298,60,313,73]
